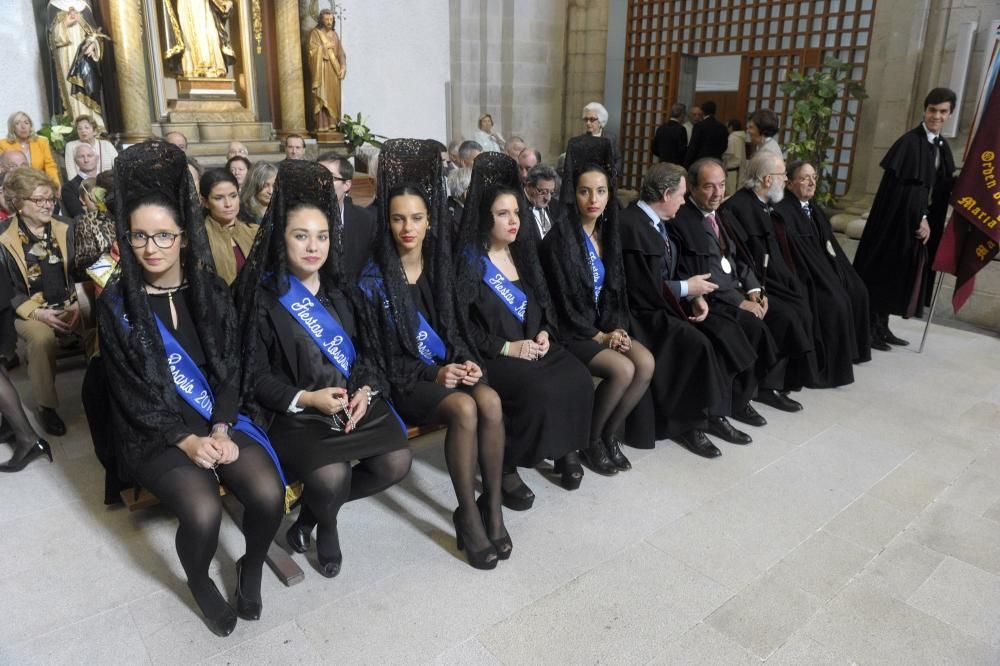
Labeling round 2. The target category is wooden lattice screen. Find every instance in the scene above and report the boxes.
[620,0,876,195]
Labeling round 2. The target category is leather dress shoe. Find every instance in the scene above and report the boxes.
[754,389,804,412]
[286,521,312,554]
[675,430,722,458]
[604,436,632,471]
[882,329,909,346]
[730,403,767,427]
[706,416,752,444]
[581,441,618,476]
[871,334,891,352]
[36,407,66,436]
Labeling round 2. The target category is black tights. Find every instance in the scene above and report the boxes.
[588,342,655,445]
[294,448,413,563]
[141,445,283,616]
[0,367,38,449]
[431,384,505,554]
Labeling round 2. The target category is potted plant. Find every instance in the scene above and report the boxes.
[38,114,76,152]
[336,112,386,162]
[781,57,867,206]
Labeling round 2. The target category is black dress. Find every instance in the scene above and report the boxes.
[390,273,481,425]
[253,287,407,480]
[253,286,407,480]
[466,272,592,467]
[0,266,15,361]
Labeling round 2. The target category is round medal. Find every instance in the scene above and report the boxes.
[721,256,732,274]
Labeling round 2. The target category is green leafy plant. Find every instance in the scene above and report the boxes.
[335,112,386,152]
[37,114,76,151]
[781,56,867,205]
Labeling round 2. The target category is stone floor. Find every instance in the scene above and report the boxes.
[1,316,999,665]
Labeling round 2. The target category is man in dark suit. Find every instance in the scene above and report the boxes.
[318,152,375,279]
[523,164,564,241]
[651,103,688,165]
[61,143,100,218]
[619,162,755,458]
[672,158,803,424]
[684,100,729,166]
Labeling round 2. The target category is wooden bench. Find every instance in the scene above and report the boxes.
[120,423,443,586]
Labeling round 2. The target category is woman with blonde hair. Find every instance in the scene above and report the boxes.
[0,113,61,185]
[240,161,277,224]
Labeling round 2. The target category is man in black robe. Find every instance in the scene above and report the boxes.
[672,158,802,423]
[651,103,688,165]
[620,162,757,458]
[684,100,729,166]
[853,87,957,347]
[318,153,375,279]
[775,160,873,364]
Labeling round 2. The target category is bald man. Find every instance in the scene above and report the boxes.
[164,131,188,152]
[0,150,28,173]
[517,147,541,185]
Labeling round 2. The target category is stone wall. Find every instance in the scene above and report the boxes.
[562,0,609,150]
[448,0,569,164]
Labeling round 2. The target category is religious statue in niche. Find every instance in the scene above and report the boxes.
[307,6,347,131]
[48,0,107,127]
[162,0,236,78]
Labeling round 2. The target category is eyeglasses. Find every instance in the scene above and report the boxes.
[25,197,56,207]
[126,231,184,249]
[769,172,787,179]
[533,188,555,197]
[794,174,818,183]
[583,117,600,123]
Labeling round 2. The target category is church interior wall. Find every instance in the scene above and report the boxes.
[0,2,50,127]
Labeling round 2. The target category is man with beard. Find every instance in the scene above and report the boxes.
[672,158,804,425]
[720,152,819,398]
[775,160,872,368]
[853,88,957,347]
[620,163,758,457]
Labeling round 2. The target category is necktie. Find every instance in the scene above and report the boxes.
[535,207,551,235]
[657,220,673,262]
[933,136,942,170]
[706,212,720,238]
[802,202,812,219]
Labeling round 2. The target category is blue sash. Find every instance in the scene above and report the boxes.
[150,315,287,486]
[583,232,605,307]
[480,256,527,322]
[277,275,356,378]
[277,276,407,436]
[359,272,447,366]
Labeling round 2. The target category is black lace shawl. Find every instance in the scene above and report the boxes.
[453,151,558,338]
[540,135,628,337]
[98,140,240,472]
[355,138,476,391]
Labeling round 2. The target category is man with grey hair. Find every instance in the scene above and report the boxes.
[651,103,688,165]
[164,131,188,152]
[721,151,820,401]
[227,141,249,159]
[61,143,99,217]
[505,135,526,159]
[517,147,541,185]
[673,157,808,424]
[458,140,482,168]
[523,164,563,240]
[619,161,758,458]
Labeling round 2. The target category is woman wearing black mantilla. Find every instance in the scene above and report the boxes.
[98,141,284,637]
[234,159,410,580]
[356,139,510,571]
[454,151,593,508]
[540,135,654,473]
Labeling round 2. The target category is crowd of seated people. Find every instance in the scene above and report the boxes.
[0,101,878,637]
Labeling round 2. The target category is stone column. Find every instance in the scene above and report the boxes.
[108,0,152,141]
[274,1,308,136]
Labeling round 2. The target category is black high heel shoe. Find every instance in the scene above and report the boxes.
[500,469,535,511]
[476,494,512,561]
[285,519,312,554]
[316,522,343,578]
[235,557,262,621]
[452,507,498,570]
[604,436,632,471]
[0,439,52,473]
[553,451,584,490]
[188,579,237,637]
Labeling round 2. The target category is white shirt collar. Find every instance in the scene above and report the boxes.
[636,200,661,228]
[922,122,939,145]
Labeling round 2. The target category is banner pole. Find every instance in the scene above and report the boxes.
[917,273,946,354]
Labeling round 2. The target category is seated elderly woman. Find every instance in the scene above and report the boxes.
[63,115,118,180]
[472,113,505,153]
[0,168,79,435]
[240,162,277,224]
[226,156,252,192]
[747,108,783,158]
[0,112,61,186]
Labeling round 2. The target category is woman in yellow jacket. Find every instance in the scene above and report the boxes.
[0,112,61,187]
